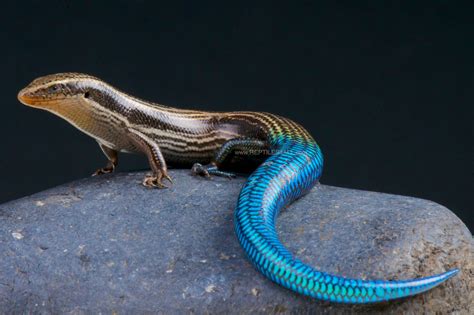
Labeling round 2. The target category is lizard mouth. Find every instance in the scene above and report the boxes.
[17,89,65,108]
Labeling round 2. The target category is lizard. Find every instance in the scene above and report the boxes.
[17,72,458,303]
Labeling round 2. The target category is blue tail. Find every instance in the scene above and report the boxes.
[234,138,458,303]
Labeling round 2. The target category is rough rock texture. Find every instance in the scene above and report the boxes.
[0,170,472,314]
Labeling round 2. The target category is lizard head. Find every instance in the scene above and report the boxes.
[17,72,117,140]
[17,72,100,110]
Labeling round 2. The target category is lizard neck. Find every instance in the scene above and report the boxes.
[44,80,223,151]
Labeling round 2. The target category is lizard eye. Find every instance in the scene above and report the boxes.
[49,85,59,93]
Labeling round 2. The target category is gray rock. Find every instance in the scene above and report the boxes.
[0,170,472,314]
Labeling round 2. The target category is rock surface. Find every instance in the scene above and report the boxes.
[0,170,472,314]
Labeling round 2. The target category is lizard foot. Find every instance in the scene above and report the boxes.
[92,165,115,176]
[142,170,173,189]
[191,163,236,179]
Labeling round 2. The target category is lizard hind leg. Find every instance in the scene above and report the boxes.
[191,138,268,179]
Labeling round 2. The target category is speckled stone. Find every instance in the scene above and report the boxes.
[0,170,472,314]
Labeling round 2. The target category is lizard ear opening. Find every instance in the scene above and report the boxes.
[84,91,90,98]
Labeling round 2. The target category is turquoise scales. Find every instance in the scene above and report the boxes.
[17,73,459,304]
[235,133,458,302]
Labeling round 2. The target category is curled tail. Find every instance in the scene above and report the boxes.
[234,139,458,303]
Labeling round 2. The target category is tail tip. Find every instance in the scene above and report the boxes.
[442,268,460,280]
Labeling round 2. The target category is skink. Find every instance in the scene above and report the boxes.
[17,73,458,303]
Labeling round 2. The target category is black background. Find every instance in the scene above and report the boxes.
[1,1,472,231]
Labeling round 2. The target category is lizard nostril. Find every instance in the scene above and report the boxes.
[17,89,31,104]
[17,88,27,99]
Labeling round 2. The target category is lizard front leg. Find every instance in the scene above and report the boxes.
[92,143,118,176]
[128,130,172,189]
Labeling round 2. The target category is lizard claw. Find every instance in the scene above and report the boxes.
[163,173,173,184]
[142,175,167,189]
[142,170,173,189]
[92,165,115,176]
[191,163,236,179]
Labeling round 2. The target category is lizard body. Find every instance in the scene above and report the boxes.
[18,73,458,303]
